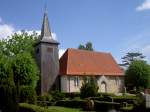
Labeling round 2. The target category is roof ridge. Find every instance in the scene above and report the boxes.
[67,48,111,55]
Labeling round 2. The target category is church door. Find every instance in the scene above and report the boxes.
[101,82,106,93]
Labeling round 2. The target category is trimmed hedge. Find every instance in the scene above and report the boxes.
[90,96,112,102]
[55,100,85,108]
[64,92,80,99]
[97,92,116,97]
[94,100,120,111]
[112,96,137,104]
[37,95,53,107]
[90,95,137,104]
[50,91,65,101]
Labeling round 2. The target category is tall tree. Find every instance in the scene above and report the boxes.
[0,31,39,107]
[78,41,94,51]
[125,60,150,90]
[12,52,39,88]
[0,54,18,112]
[6,31,39,56]
[121,52,145,67]
[0,31,39,87]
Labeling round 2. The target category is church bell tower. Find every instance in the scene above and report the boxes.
[35,11,59,95]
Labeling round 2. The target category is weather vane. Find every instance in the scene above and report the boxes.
[44,0,48,13]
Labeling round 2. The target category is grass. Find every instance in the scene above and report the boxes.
[19,103,94,112]
[48,106,83,112]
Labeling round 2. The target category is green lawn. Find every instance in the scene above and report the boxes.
[48,106,83,112]
[19,103,95,112]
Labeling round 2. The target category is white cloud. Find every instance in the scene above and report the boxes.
[0,26,57,41]
[0,24,15,39]
[0,17,64,59]
[0,17,15,39]
[136,0,150,11]
[52,32,57,40]
[59,49,66,58]
[142,44,150,61]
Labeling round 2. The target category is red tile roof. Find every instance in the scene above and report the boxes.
[59,48,124,76]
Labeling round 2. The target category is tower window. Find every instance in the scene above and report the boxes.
[47,47,53,52]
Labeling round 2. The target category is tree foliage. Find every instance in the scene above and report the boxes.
[12,52,39,88]
[80,76,99,98]
[5,31,39,56]
[121,52,145,67]
[0,55,13,85]
[125,60,150,90]
[78,42,94,51]
[0,31,39,110]
[19,85,37,104]
[0,31,39,87]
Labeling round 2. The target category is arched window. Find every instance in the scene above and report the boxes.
[101,81,107,93]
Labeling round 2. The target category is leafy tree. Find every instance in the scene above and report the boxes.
[78,42,94,51]
[125,60,150,90]
[0,31,39,88]
[12,52,39,88]
[0,40,9,56]
[0,54,18,112]
[0,53,14,86]
[0,31,39,108]
[121,52,145,67]
[6,31,39,56]
[80,76,99,98]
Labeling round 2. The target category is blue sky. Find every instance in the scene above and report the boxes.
[0,0,150,63]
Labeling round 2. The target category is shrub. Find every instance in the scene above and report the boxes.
[55,99,85,108]
[37,95,52,102]
[64,92,80,99]
[19,85,37,104]
[37,95,53,107]
[94,100,120,111]
[80,76,99,98]
[50,91,65,101]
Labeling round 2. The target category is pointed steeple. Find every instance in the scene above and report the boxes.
[41,10,52,39]
[40,7,59,44]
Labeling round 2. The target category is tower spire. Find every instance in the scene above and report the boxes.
[41,7,52,40]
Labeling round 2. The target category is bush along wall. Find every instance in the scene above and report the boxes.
[55,99,85,108]
[37,95,53,107]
